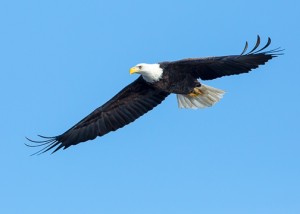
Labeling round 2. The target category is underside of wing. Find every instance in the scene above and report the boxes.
[163,36,283,80]
[26,76,169,155]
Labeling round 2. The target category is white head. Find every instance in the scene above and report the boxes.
[129,63,163,83]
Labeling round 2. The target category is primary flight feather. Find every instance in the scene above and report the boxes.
[26,36,282,154]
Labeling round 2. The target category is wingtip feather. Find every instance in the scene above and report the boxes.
[240,35,283,56]
[25,135,63,155]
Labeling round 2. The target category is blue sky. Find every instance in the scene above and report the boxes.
[1,0,299,213]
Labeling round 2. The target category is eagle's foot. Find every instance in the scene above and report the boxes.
[188,87,203,97]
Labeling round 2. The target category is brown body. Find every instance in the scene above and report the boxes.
[26,36,282,154]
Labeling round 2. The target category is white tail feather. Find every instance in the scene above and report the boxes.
[177,84,225,109]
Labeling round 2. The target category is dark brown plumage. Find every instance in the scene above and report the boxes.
[26,36,282,154]
[159,37,279,81]
[26,77,169,154]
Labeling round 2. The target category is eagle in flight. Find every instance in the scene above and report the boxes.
[26,36,282,155]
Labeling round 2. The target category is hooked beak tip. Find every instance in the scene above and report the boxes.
[129,67,138,75]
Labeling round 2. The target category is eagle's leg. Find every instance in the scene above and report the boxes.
[188,87,203,97]
[177,84,225,108]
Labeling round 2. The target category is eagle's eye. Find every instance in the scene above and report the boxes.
[138,65,142,69]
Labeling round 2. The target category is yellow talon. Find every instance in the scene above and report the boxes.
[188,92,198,97]
[188,87,203,97]
[194,88,203,95]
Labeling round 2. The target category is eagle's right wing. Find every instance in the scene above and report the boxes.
[26,76,169,154]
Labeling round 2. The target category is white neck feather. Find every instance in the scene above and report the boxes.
[138,63,163,83]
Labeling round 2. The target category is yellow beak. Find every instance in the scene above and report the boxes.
[129,67,138,75]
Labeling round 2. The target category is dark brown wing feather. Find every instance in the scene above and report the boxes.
[26,76,169,154]
[162,36,283,80]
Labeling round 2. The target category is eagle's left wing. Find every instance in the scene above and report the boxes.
[162,36,283,80]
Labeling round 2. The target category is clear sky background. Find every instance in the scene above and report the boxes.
[1,0,299,213]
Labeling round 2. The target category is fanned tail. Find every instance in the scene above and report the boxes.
[177,84,225,109]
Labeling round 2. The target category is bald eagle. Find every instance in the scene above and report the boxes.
[27,36,282,154]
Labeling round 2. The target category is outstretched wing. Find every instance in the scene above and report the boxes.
[26,76,169,155]
[162,36,283,80]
